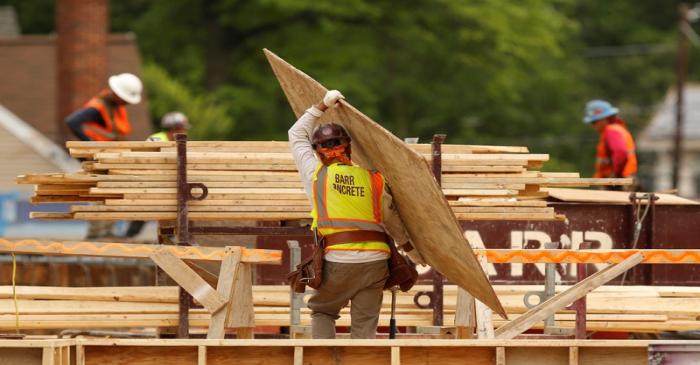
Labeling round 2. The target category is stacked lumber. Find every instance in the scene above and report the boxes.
[0,285,696,333]
[17,141,629,221]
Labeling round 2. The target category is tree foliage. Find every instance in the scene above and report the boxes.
[4,0,697,176]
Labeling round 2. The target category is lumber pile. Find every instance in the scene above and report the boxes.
[0,285,696,333]
[17,141,629,221]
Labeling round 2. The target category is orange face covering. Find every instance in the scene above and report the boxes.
[317,144,352,165]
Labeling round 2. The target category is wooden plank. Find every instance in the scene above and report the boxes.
[390,347,400,365]
[104,199,309,206]
[149,249,227,313]
[545,188,698,205]
[474,249,494,339]
[454,287,475,339]
[207,247,242,339]
[71,205,310,213]
[0,239,281,264]
[265,48,505,317]
[226,263,255,333]
[569,347,578,365]
[41,347,54,365]
[198,345,207,365]
[72,212,311,220]
[494,253,644,339]
[496,346,506,365]
[29,212,73,220]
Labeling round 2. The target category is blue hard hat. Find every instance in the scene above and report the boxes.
[583,100,619,124]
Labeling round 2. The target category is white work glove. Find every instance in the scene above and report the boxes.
[323,90,345,108]
[403,245,426,266]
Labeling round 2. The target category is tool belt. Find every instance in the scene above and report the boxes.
[287,230,417,293]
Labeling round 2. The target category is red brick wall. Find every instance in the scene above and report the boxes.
[56,0,109,142]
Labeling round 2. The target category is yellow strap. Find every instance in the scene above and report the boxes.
[11,253,19,333]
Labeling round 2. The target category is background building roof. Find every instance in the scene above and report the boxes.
[638,84,700,151]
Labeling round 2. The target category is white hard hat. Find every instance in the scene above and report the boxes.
[161,111,190,129]
[108,73,142,104]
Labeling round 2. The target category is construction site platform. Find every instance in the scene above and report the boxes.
[3,338,699,365]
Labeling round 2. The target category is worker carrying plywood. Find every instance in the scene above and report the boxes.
[64,73,143,142]
[583,100,638,189]
[288,89,425,339]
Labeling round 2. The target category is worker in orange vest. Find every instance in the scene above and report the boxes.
[65,73,142,239]
[65,73,143,141]
[583,100,638,189]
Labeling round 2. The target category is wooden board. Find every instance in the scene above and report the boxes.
[0,239,282,264]
[545,188,699,205]
[264,49,505,317]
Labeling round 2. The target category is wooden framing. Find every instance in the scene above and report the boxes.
[495,253,644,339]
[149,249,227,313]
[3,338,692,365]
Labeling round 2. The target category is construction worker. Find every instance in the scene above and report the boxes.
[64,73,141,239]
[65,73,142,141]
[288,90,425,339]
[147,111,190,141]
[583,100,638,188]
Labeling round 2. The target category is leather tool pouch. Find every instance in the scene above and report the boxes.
[384,240,418,292]
[287,231,325,293]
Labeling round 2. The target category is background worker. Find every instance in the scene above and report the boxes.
[288,89,425,339]
[147,111,190,141]
[583,99,638,189]
[64,73,142,239]
[65,73,142,142]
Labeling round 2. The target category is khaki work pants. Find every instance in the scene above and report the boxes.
[307,260,389,339]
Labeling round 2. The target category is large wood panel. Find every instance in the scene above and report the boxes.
[264,48,505,317]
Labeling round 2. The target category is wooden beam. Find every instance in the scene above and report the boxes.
[226,262,255,337]
[207,247,242,339]
[494,253,644,339]
[198,345,207,365]
[294,346,304,365]
[569,347,578,365]
[149,249,226,313]
[454,287,475,339]
[0,239,281,264]
[391,347,400,365]
[496,346,506,365]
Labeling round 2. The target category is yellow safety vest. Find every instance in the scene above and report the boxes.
[147,131,170,141]
[311,163,390,254]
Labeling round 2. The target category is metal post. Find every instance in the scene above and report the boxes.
[542,242,558,333]
[431,134,446,326]
[175,133,191,339]
[673,3,689,190]
[287,240,302,327]
[573,241,592,339]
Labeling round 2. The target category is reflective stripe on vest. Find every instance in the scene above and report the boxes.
[82,93,132,141]
[594,123,638,178]
[311,163,390,253]
[147,131,170,141]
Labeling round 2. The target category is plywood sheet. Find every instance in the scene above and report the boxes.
[264,49,505,317]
